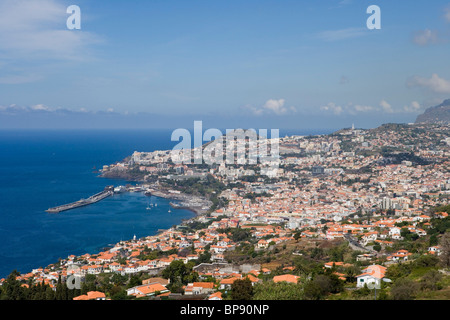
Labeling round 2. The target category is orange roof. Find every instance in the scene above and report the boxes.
[191,282,214,289]
[357,265,386,279]
[208,292,223,300]
[273,274,300,284]
[220,276,240,285]
[245,274,260,283]
[73,291,106,300]
[137,283,168,295]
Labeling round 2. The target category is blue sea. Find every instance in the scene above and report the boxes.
[0,128,333,278]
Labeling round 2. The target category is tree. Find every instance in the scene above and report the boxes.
[303,274,343,300]
[385,263,412,281]
[412,255,439,268]
[303,278,326,300]
[231,278,253,300]
[439,231,450,268]
[1,270,26,300]
[353,284,371,298]
[196,251,211,264]
[162,260,195,291]
[429,234,439,246]
[128,274,142,288]
[55,274,68,300]
[253,281,303,300]
[420,270,442,291]
[390,278,418,300]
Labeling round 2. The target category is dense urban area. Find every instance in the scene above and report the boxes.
[1,123,450,300]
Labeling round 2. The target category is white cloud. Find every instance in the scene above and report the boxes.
[0,0,101,61]
[320,100,401,115]
[31,104,52,111]
[320,102,344,115]
[412,29,439,46]
[243,105,265,116]
[353,104,375,113]
[244,99,296,116]
[407,73,450,94]
[263,99,287,115]
[380,100,394,113]
[403,101,422,113]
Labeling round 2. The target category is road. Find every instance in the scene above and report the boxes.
[344,234,375,253]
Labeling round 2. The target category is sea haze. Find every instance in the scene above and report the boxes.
[0,128,328,278]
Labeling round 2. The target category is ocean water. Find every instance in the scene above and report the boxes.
[0,129,194,278]
[0,128,333,279]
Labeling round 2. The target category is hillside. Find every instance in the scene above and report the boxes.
[416,99,450,124]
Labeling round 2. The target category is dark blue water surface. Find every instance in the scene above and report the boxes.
[0,128,333,278]
[0,129,194,278]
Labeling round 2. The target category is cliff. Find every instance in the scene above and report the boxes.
[415,99,450,124]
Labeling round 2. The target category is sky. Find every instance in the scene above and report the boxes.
[1,0,450,130]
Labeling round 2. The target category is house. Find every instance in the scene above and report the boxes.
[388,227,401,237]
[208,291,223,300]
[142,277,169,286]
[257,239,269,250]
[219,276,241,290]
[211,253,225,262]
[108,262,122,272]
[126,283,169,297]
[210,245,228,254]
[356,265,387,288]
[261,268,271,275]
[413,228,427,237]
[360,231,378,246]
[387,250,411,262]
[435,212,448,219]
[73,291,106,300]
[428,246,442,256]
[356,253,376,262]
[324,261,353,269]
[86,265,103,275]
[272,274,300,284]
[414,215,431,222]
[184,282,215,295]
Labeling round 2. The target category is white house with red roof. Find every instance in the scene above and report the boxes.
[356,265,387,288]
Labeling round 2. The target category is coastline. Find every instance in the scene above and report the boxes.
[12,185,207,278]
[148,188,212,216]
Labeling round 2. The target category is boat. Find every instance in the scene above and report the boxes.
[114,185,127,193]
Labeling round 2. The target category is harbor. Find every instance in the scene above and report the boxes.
[45,183,211,215]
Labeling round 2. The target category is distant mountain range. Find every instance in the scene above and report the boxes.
[415,99,450,124]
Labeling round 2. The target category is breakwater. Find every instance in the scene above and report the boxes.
[46,186,114,213]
